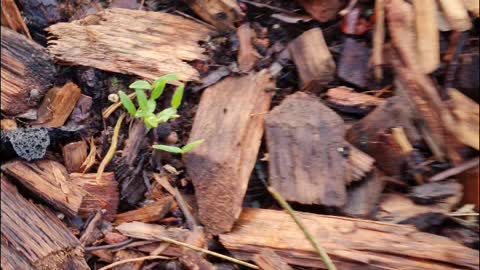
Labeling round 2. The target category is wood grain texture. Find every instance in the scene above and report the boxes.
[1,176,89,270]
[1,160,85,217]
[63,140,88,173]
[117,222,191,242]
[1,0,31,38]
[220,208,479,270]
[185,70,275,234]
[114,196,173,225]
[1,27,56,116]
[252,249,293,270]
[47,8,215,81]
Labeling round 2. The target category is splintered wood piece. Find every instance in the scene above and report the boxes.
[346,96,420,176]
[337,37,371,89]
[1,176,89,270]
[252,249,293,270]
[219,208,479,270]
[1,160,85,217]
[33,82,81,127]
[413,0,440,74]
[183,0,243,31]
[446,89,479,150]
[114,196,173,225]
[324,86,385,115]
[437,0,472,31]
[1,27,56,116]
[296,0,345,22]
[344,169,386,218]
[185,70,274,234]
[288,28,335,89]
[117,222,191,242]
[266,91,353,207]
[71,172,119,221]
[1,0,31,38]
[345,144,375,183]
[63,140,88,173]
[47,8,215,81]
[237,23,260,72]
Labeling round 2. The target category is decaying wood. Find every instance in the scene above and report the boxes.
[252,249,293,270]
[117,222,191,242]
[1,160,85,217]
[185,70,274,234]
[47,8,215,81]
[1,176,89,270]
[372,0,385,80]
[409,181,463,205]
[219,208,479,270]
[33,82,82,127]
[296,0,345,22]
[344,169,386,218]
[288,28,335,89]
[324,86,385,115]
[265,92,372,207]
[63,140,88,173]
[1,0,31,38]
[1,27,56,116]
[71,172,119,221]
[413,0,439,74]
[437,0,472,32]
[346,96,420,176]
[115,196,173,225]
[446,89,479,150]
[183,0,243,31]
[237,23,260,72]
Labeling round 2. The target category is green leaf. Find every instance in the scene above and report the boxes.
[171,83,185,109]
[152,144,183,154]
[156,107,179,123]
[135,89,149,112]
[118,91,136,115]
[181,139,204,153]
[152,74,179,100]
[147,99,156,113]
[145,115,158,129]
[129,80,152,90]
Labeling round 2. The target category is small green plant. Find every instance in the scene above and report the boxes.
[118,74,184,129]
[153,139,204,156]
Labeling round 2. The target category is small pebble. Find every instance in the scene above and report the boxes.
[108,93,119,103]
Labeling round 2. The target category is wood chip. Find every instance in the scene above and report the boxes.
[446,89,479,150]
[324,86,385,114]
[344,169,386,218]
[114,196,174,225]
[63,141,88,173]
[47,8,215,81]
[1,0,31,38]
[237,23,260,72]
[117,222,191,242]
[437,0,472,31]
[252,249,293,270]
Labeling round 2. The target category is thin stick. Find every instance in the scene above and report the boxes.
[429,157,479,182]
[372,0,385,81]
[96,113,126,182]
[98,255,172,270]
[174,188,197,230]
[267,186,337,270]
[85,239,134,252]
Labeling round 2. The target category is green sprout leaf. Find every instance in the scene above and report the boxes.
[147,99,156,113]
[152,74,179,100]
[156,107,179,123]
[135,89,149,112]
[129,80,152,90]
[118,91,136,115]
[152,144,183,154]
[181,139,204,153]
[171,83,185,110]
[145,115,158,129]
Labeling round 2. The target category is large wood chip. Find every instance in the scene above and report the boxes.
[47,8,215,81]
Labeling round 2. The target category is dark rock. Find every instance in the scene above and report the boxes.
[3,128,50,161]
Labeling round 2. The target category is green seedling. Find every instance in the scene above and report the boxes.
[118,74,183,129]
[153,139,204,157]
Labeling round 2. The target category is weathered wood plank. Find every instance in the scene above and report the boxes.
[185,70,275,234]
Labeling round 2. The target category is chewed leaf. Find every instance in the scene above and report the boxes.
[135,89,149,112]
[171,83,185,109]
[152,74,179,100]
[153,144,183,154]
[181,139,204,153]
[118,91,136,115]
[129,80,152,90]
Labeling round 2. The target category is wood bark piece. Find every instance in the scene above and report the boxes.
[71,172,119,221]
[185,70,275,234]
[237,23,260,72]
[1,176,89,270]
[1,160,85,217]
[183,0,243,31]
[116,222,191,242]
[438,0,472,31]
[47,8,215,81]
[1,27,56,116]
[1,0,32,38]
[33,82,82,127]
[180,228,215,270]
[446,89,479,150]
[219,208,479,270]
[296,0,345,22]
[114,196,173,225]
[265,92,372,207]
[344,169,386,218]
[63,140,88,173]
[413,0,440,74]
[288,28,335,89]
[252,249,293,270]
[324,86,385,115]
